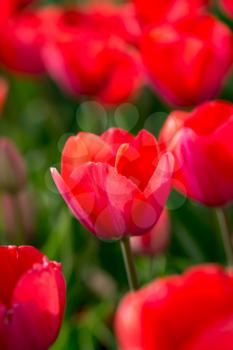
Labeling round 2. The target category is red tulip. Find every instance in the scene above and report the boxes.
[51,128,174,240]
[131,208,170,256]
[0,78,8,114]
[0,6,62,75]
[0,245,66,350]
[159,100,233,206]
[141,15,233,107]
[42,5,143,104]
[115,264,233,350]
[0,0,35,26]
[76,2,141,46]
[220,0,233,16]
[132,0,209,25]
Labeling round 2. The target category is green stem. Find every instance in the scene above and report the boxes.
[120,237,138,291]
[216,207,233,266]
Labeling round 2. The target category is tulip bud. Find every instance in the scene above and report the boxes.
[130,209,170,256]
[0,190,35,243]
[0,138,27,193]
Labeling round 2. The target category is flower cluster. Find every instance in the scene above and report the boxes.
[0,0,233,106]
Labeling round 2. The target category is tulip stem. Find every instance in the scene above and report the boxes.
[120,237,138,291]
[216,207,233,266]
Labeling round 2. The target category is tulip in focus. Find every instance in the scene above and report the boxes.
[141,15,233,107]
[132,0,209,26]
[115,264,233,350]
[131,209,170,256]
[0,138,27,194]
[159,100,233,206]
[51,128,174,240]
[0,245,66,350]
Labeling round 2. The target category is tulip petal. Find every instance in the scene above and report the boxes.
[98,47,142,104]
[61,132,114,183]
[144,152,174,212]
[101,127,134,152]
[51,167,95,234]
[0,246,43,307]
[116,129,160,191]
[69,162,146,239]
[187,315,233,350]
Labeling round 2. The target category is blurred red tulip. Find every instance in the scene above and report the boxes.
[115,264,233,350]
[0,0,35,25]
[0,78,8,113]
[77,1,141,46]
[43,36,142,104]
[220,0,233,17]
[42,5,143,104]
[0,245,66,350]
[131,209,170,256]
[0,138,27,194]
[132,0,209,25]
[159,100,233,206]
[0,6,62,75]
[51,128,174,240]
[141,15,233,107]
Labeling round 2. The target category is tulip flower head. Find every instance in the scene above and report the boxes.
[115,264,233,350]
[0,6,63,75]
[42,5,143,104]
[141,15,233,107]
[51,128,174,241]
[0,246,66,350]
[159,100,233,206]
